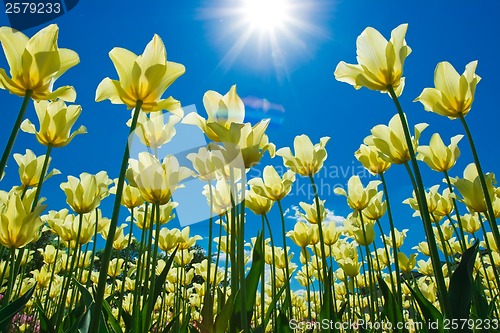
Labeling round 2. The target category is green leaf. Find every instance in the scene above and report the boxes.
[213,290,235,333]
[406,280,443,333]
[102,299,122,333]
[277,312,293,333]
[0,285,36,331]
[160,313,180,333]
[319,268,336,333]
[231,232,264,331]
[35,299,56,333]
[447,242,479,323]
[180,310,192,333]
[139,247,178,332]
[470,275,489,321]
[378,275,407,333]
[200,290,215,333]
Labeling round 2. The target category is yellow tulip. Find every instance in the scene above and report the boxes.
[107,258,125,278]
[129,111,180,149]
[248,165,295,201]
[287,221,313,248]
[128,152,191,205]
[355,143,391,175]
[187,146,228,182]
[417,133,463,172]
[352,222,375,246]
[21,100,86,147]
[299,198,326,224]
[334,24,411,96]
[397,252,417,273]
[417,259,434,276]
[383,228,408,249]
[245,188,273,215]
[451,163,496,213]
[413,241,430,257]
[158,228,181,253]
[37,244,58,265]
[334,175,381,210]
[95,34,184,115]
[323,221,341,246]
[338,258,361,278]
[177,226,202,250]
[13,149,60,187]
[110,180,144,209]
[362,192,387,220]
[415,61,481,119]
[369,114,428,164]
[183,85,245,141]
[203,178,239,217]
[60,172,108,214]
[0,190,45,249]
[47,211,96,248]
[207,120,274,168]
[276,135,329,176]
[458,214,481,234]
[0,24,78,101]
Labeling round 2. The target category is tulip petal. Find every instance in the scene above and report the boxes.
[54,48,80,79]
[95,78,127,104]
[45,85,76,102]
[109,47,138,89]
[0,26,29,77]
[203,90,224,120]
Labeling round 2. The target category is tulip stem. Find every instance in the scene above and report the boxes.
[31,144,52,211]
[0,90,32,179]
[263,213,278,331]
[89,100,143,333]
[2,248,16,306]
[459,114,500,252]
[387,85,448,316]
[277,199,293,318]
[443,171,467,251]
[379,173,403,307]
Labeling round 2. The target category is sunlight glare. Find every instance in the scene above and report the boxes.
[243,0,288,31]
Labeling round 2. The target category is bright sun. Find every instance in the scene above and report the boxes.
[243,0,289,31]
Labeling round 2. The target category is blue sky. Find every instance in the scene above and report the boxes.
[1,1,499,268]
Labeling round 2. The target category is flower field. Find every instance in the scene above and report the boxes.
[0,19,499,333]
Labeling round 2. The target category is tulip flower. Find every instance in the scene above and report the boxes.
[287,222,314,248]
[158,228,181,253]
[187,146,228,182]
[60,172,105,214]
[0,191,45,249]
[47,211,96,247]
[451,163,496,213]
[334,176,381,211]
[397,252,417,273]
[248,165,295,201]
[96,34,184,115]
[128,111,180,149]
[177,227,202,250]
[415,61,480,119]
[21,100,87,148]
[368,114,428,164]
[0,24,78,101]
[299,198,326,224]
[202,178,240,217]
[110,180,143,209]
[383,229,408,249]
[417,133,463,172]
[458,214,481,234]
[338,258,361,278]
[352,222,375,246]
[355,143,391,175]
[276,135,329,177]
[334,24,411,96]
[13,149,60,188]
[127,153,192,205]
[183,85,245,141]
[245,188,273,215]
[362,192,387,221]
[207,120,274,168]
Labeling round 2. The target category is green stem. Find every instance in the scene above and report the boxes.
[379,173,403,306]
[264,213,278,331]
[2,248,16,306]
[31,144,52,211]
[89,100,143,333]
[459,114,500,252]
[238,172,247,332]
[388,85,448,315]
[0,90,32,178]
[277,199,293,318]
[443,170,467,251]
